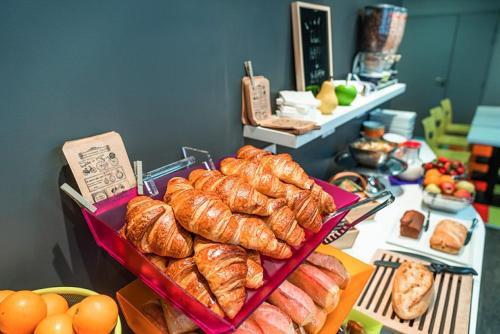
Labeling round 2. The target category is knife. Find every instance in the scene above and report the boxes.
[374,260,478,276]
[424,210,430,232]
[464,218,479,246]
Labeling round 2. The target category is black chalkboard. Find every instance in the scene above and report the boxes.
[292,2,333,93]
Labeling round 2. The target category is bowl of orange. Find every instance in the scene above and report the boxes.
[0,287,121,334]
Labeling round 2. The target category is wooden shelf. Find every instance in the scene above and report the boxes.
[243,83,406,148]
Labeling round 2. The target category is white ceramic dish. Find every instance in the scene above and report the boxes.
[386,210,476,266]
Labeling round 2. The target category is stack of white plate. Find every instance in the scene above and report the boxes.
[369,108,416,139]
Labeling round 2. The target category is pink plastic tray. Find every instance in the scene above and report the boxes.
[81,161,358,333]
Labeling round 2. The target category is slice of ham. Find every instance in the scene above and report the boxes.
[268,280,316,326]
[288,263,340,312]
[233,317,264,334]
[253,302,295,334]
[306,252,350,289]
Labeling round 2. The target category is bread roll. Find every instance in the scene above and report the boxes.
[306,252,350,289]
[392,261,434,320]
[161,299,198,334]
[233,317,264,334]
[429,219,467,254]
[303,306,327,334]
[268,280,316,326]
[288,264,340,312]
[253,302,295,334]
[140,300,168,333]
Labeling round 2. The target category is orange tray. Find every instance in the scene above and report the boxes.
[117,245,374,334]
[315,245,375,333]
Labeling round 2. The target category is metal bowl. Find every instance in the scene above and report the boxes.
[349,139,396,168]
[422,191,473,213]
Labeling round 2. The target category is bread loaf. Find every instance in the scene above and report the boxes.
[400,210,424,239]
[429,219,467,254]
[392,261,434,320]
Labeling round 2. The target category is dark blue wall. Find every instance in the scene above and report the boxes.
[0,0,400,294]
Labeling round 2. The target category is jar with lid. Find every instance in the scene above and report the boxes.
[397,141,424,181]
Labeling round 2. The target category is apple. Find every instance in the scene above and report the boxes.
[440,182,455,195]
[425,184,441,194]
[454,189,472,199]
[456,180,475,194]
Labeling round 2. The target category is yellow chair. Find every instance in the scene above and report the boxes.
[422,116,470,164]
[430,106,468,149]
[441,98,471,135]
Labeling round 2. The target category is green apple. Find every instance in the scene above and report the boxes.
[425,184,441,194]
[456,180,475,194]
[335,84,357,106]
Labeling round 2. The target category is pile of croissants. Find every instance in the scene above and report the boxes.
[120,145,337,323]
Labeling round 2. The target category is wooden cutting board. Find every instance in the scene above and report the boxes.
[355,249,473,334]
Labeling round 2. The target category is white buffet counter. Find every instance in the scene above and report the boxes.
[343,140,485,333]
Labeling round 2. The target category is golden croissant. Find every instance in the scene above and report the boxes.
[220,158,323,232]
[237,145,314,190]
[124,196,193,258]
[164,257,224,317]
[194,237,248,319]
[188,169,286,216]
[189,169,304,246]
[164,177,290,258]
[246,250,264,289]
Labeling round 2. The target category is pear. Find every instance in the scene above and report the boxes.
[316,79,338,115]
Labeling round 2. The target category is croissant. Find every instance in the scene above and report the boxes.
[264,206,305,246]
[165,177,288,258]
[220,158,323,232]
[246,250,264,289]
[237,146,314,190]
[310,183,336,214]
[189,169,286,216]
[189,169,304,246]
[193,237,248,319]
[124,196,193,258]
[164,257,224,317]
[232,214,293,259]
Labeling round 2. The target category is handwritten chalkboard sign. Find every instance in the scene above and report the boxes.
[292,2,333,93]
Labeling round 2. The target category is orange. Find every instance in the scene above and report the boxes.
[425,169,441,177]
[439,175,454,185]
[0,290,14,304]
[66,303,79,320]
[424,174,441,186]
[34,313,74,334]
[0,290,47,334]
[42,293,69,316]
[73,295,118,334]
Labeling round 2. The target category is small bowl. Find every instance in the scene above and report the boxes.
[349,138,396,168]
[422,191,473,213]
[362,121,385,139]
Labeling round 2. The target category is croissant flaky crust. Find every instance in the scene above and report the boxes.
[165,257,224,317]
[194,237,248,319]
[246,251,264,289]
[237,145,314,190]
[190,169,304,246]
[189,169,286,216]
[165,177,289,258]
[220,158,323,232]
[124,196,193,258]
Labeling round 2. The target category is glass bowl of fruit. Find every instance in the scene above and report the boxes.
[422,158,475,213]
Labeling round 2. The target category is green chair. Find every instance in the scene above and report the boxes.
[441,98,471,135]
[422,116,471,164]
[430,106,468,149]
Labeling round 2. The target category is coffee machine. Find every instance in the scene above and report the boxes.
[353,4,407,89]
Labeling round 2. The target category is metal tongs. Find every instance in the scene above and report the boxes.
[323,190,395,244]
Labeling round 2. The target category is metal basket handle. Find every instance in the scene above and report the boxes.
[323,190,395,244]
